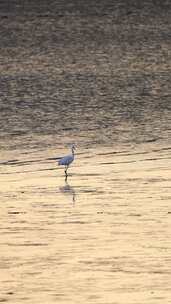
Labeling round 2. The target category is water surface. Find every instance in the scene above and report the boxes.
[0,2,171,303]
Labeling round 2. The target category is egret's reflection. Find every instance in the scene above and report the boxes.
[59,180,76,204]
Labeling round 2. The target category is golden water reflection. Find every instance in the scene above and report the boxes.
[59,180,76,204]
[0,143,171,303]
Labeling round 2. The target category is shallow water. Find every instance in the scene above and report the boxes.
[0,2,171,303]
[0,142,171,303]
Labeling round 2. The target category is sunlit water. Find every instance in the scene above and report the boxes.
[0,142,171,303]
[0,2,171,303]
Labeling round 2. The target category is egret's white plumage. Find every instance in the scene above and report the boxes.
[58,154,74,166]
[58,145,76,179]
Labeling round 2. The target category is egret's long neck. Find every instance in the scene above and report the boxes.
[71,147,75,156]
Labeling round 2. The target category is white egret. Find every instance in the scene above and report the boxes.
[58,144,76,179]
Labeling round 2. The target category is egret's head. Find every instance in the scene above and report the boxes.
[71,144,76,150]
[71,144,76,153]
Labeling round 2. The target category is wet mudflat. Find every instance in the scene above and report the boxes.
[0,1,171,303]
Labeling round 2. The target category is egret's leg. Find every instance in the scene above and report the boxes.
[65,165,68,180]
